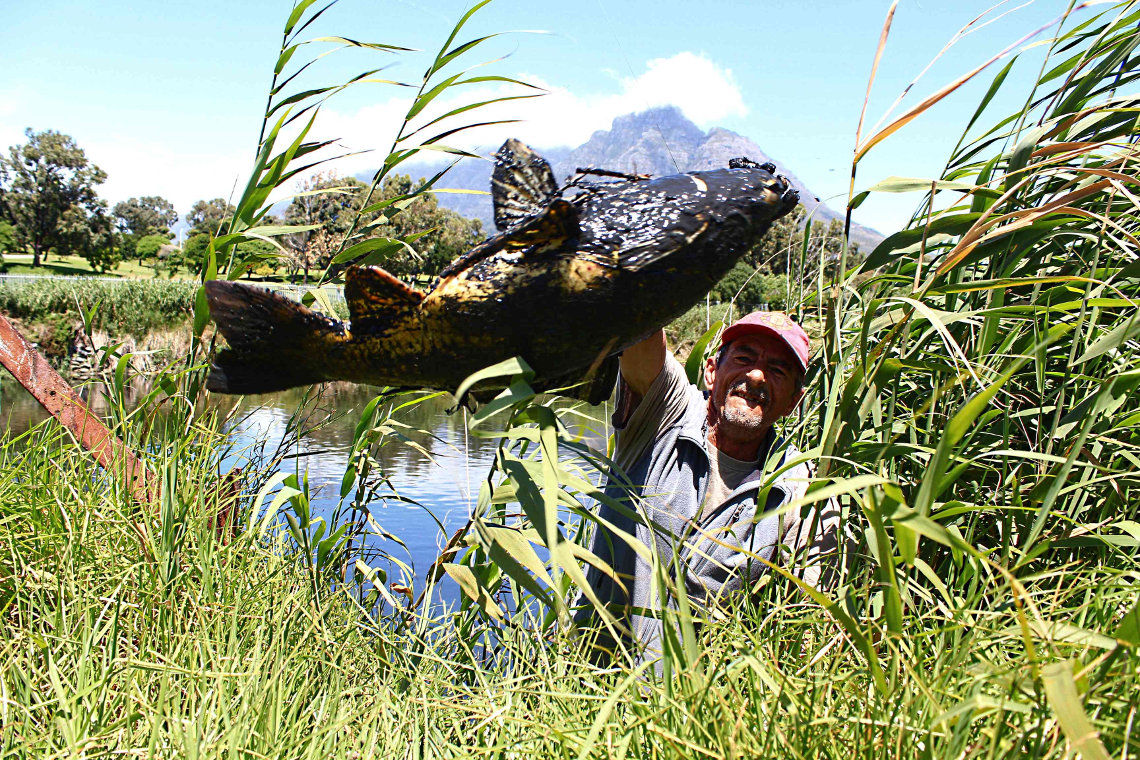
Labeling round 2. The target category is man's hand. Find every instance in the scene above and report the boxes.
[619,328,666,398]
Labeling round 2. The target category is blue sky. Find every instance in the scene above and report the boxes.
[2,0,1072,234]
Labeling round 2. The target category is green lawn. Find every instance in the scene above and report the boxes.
[1,253,194,280]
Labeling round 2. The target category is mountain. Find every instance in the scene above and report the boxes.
[363,106,883,251]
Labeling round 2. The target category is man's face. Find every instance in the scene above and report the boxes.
[704,332,805,441]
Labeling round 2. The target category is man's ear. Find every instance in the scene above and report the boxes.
[703,353,718,391]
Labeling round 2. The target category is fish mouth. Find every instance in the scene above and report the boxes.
[722,172,799,226]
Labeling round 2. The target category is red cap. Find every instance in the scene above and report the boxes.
[719,311,810,372]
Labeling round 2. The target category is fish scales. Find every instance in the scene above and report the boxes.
[205,141,798,401]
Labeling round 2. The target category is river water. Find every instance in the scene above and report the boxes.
[0,375,611,596]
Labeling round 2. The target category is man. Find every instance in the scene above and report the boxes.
[577,311,839,658]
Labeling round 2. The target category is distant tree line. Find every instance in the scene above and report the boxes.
[0,129,483,281]
[709,207,862,310]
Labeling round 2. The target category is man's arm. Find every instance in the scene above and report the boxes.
[609,330,689,473]
[619,329,667,398]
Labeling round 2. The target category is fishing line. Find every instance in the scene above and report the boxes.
[592,0,682,173]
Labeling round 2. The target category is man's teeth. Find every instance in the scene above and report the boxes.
[734,388,768,404]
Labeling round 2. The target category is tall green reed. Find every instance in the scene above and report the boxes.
[191,0,537,305]
[778,0,1140,749]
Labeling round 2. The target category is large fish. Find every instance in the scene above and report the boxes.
[205,140,799,402]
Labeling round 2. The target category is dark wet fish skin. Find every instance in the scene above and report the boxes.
[206,154,798,400]
[424,166,796,383]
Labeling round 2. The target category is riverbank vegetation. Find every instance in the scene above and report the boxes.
[0,278,196,335]
[0,277,197,361]
[2,1,1139,758]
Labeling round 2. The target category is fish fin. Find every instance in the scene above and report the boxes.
[205,280,347,394]
[492,138,559,231]
[579,352,620,405]
[436,199,580,280]
[500,198,580,252]
[436,236,501,280]
[345,265,424,330]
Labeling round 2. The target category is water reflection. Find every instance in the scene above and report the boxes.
[219,386,505,593]
[1,375,611,596]
[218,385,501,494]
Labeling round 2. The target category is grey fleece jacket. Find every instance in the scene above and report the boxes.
[576,354,838,658]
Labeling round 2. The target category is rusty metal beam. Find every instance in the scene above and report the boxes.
[0,312,153,505]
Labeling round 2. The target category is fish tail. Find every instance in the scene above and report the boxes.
[205,280,347,394]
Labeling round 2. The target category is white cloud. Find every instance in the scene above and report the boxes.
[307,51,748,177]
[615,52,747,127]
[84,138,249,218]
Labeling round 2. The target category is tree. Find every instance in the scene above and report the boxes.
[798,218,860,282]
[135,233,169,262]
[57,201,119,273]
[280,172,483,283]
[282,173,369,282]
[236,238,279,278]
[0,129,107,267]
[743,206,803,275]
[738,207,861,278]
[0,221,16,254]
[371,174,483,277]
[712,262,788,309]
[185,198,235,237]
[112,196,177,239]
[180,233,211,274]
[712,208,862,310]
